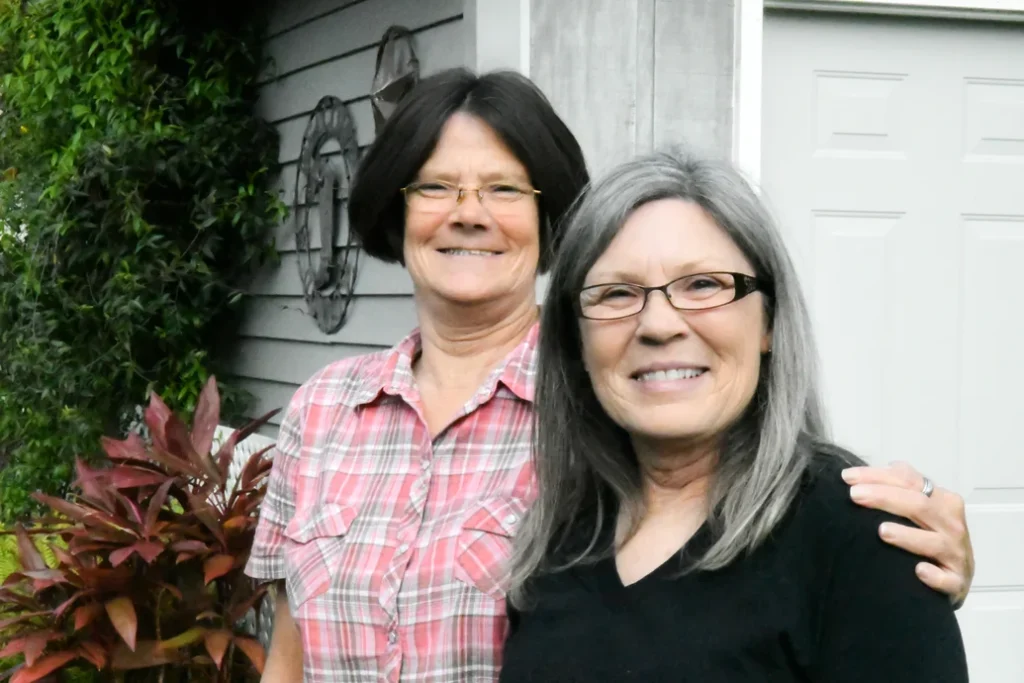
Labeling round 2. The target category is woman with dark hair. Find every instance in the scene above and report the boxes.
[246,69,975,682]
[501,148,969,682]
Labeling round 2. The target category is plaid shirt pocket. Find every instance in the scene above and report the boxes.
[283,502,358,612]
[455,497,528,601]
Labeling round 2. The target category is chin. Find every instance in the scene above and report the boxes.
[618,406,721,442]
[436,285,504,305]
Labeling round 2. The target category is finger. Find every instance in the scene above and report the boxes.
[914,561,967,602]
[841,462,923,491]
[878,522,948,563]
[849,483,939,528]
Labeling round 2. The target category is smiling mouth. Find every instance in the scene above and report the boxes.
[438,248,503,256]
[632,368,708,383]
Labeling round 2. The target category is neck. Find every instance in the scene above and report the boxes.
[633,439,717,513]
[414,292,538,388]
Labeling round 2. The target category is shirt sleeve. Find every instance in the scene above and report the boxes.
[811,507,969,682]
[244,387,306,581]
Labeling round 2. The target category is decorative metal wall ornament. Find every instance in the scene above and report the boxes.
[292,95,361,334]
[371,26,420,134]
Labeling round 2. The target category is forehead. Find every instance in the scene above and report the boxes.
[586,198,753,282]
[418,112,528,179]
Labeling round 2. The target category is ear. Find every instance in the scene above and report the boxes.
[760,329,773,355]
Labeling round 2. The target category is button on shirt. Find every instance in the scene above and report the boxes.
[245,323,539,682]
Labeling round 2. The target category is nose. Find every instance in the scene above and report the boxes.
[449,188,489,229]
[635,289,691,343]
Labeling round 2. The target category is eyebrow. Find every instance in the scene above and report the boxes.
[584,262,723,285]
[416,169,531,184]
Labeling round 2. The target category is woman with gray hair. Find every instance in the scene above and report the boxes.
[500,148,968,681]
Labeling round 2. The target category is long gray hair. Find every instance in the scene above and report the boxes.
[510,147,841,605]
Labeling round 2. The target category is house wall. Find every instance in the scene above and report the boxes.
[231,0,739,432]
[229,0,468,433]
[529,0,736,175]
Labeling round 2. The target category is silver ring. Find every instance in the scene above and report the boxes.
[921,476,935,498]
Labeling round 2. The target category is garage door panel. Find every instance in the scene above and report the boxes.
[962,76,1024,163]
[763,12,1023,682]
[956,590,1024,683]
[958,216,1024,494]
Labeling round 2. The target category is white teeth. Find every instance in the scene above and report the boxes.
[636,368,706,382]
[441,249,498,256]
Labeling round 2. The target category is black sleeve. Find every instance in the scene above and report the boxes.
[811,507,969,682]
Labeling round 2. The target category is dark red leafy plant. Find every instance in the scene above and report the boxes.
[0,377,279,682]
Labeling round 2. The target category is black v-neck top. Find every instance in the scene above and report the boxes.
[499,455,968,683]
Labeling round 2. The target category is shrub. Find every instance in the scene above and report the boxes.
[0,0,285,520]
[0,377,278,682]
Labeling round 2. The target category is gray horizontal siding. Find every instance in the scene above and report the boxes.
[230,0,467,429]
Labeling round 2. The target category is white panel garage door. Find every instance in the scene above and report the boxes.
[762,11,1024,682]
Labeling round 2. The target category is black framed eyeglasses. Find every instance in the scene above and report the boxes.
[577,271,771,321]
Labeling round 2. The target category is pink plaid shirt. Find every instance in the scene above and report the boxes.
[246,323,539,682]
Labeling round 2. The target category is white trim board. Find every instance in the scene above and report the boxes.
[766,0,1024,20]
[732,0,1024,186]
[464,0,530,74]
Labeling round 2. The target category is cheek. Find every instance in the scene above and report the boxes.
[696,307,766,383]
[403,211,434,247]
[580,324,631,402]
[505,211,541,250]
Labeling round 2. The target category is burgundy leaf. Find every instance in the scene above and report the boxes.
[112,491,144,528]
[73,458,115,512]
[31,494,136,541]
[238,445,274,493]
[104,597,137,651]
[144,392,174,452]
[110,640,179,670]
[101,432,148,462]
[22,631,58,666]
[109,466,168,489]
[108,547,135,568]
[21,570,63,581]
[218,409,280,458]
[76,641,106,669]
[14,525,46,572]
[203,629,231,669]
[203,554,234,585]
[0,612,49,630]
[233,636,265,674]
[175,553,195,565]
[134,541,164,564]
[10,650,78,683]
[54,592,87,619]
[227,583,270,623]
[170,540,208,553]
[145,479,176,536]
[73,604,102,631]
[76,566,133,593]
[191,376,221,457]
[187,493,228,547]
[0,631,59,662]
[167,413,223,486]
[51,546,78,569]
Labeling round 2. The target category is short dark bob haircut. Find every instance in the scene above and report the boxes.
[348,68,589,272]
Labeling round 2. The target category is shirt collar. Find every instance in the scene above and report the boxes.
[350,321,540,408]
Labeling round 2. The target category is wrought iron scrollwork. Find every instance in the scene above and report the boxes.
[292,96,360,334]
